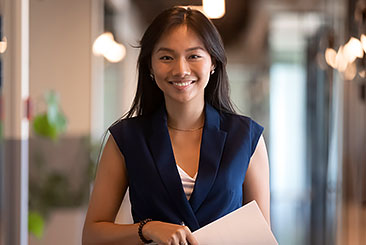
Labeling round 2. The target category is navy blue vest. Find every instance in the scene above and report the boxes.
[109,103,263,231]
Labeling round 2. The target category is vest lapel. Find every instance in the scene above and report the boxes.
[147,106,200,230]
[189,104,228,213]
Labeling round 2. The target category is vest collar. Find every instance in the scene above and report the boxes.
[147,103,227,230]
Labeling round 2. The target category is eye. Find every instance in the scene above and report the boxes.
[189,54,202,59]
[159,56,173,61]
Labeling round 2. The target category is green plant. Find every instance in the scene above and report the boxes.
[28,210,45,239]
[28,91,98,239]
[29,90,68,239]
[33,91,67,141]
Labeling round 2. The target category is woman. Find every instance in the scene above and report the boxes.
[82,7,270,245]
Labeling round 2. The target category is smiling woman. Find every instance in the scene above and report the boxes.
[151,25,214,108]
[82,6,270,245]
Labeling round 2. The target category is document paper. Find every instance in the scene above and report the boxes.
[193,200,278,244]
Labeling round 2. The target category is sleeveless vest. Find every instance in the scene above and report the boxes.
[109,103,263,231]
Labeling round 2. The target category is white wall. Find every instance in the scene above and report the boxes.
[30,0,92,136]
[28,0,95,244]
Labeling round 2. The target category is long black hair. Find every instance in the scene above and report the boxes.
[95,7,237,177]
[125,6,236,118]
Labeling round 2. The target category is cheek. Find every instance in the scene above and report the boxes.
[203,60,213,73]
[151,57,162,74]
[200,64,212,79]
[153,74,165,87]
[151,63,167,78]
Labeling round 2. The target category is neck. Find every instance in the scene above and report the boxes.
[165,99,205,130]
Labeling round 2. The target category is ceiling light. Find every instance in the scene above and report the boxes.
[0,36,7,53]
[203,0,226,19]
[343,37,364,63]
[361,34,366,53]
[335,46,348,72]
[93,32,126,63]
[325,48,337,69]
[344,62,357,80]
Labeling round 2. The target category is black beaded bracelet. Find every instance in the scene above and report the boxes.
[138,218,153,244]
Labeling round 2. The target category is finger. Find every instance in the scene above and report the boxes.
[176,227,187,244]
[173,228,188,245]
[186,233,199,245]
[180,226,198,245]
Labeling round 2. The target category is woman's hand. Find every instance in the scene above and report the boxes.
[142,221,199,245]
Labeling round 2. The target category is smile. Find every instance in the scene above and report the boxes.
[170,81,195,87]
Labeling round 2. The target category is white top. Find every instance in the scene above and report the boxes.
[177,165,197,200]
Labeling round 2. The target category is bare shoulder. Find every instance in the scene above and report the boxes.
[84,135,128,224]
[243,135,271,225]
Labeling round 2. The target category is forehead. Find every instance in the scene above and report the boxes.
[154,25,206,51]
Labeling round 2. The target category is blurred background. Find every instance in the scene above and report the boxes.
[0,0,365,244]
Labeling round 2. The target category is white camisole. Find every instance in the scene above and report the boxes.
[177,165,197,200]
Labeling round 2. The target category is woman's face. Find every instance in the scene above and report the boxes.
[151,25,214,105]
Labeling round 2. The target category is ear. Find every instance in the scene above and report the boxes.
[210,59,216,72]
[210,65,216,74]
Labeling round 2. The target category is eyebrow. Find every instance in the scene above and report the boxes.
[156,46,206,53]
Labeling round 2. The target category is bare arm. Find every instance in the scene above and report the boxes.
[82,135,141,244]
[243,135,271,226]
[82,135,198,245]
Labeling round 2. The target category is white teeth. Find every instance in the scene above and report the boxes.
[172,81,192,86]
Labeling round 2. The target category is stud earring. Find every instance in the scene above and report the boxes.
[210,69,215,75]
[150,73,155,80]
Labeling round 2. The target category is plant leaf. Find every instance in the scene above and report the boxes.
[28,211,45,239]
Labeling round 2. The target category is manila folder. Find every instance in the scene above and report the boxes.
[193,200,278,244]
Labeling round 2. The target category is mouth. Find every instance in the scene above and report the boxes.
[169,80,195,87]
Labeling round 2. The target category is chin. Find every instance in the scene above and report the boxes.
[168,94,204,105]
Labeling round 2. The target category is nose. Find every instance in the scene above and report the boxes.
[172,57,191,77]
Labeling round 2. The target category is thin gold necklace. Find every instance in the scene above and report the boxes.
[167,125,204,132]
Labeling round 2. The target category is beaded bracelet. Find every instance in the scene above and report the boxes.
[138,218,153,244]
